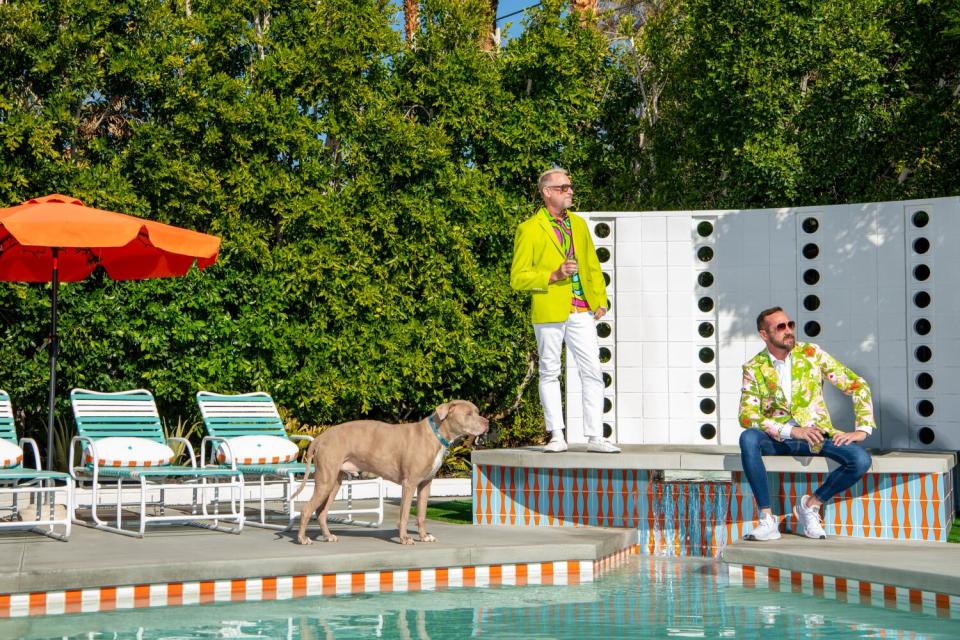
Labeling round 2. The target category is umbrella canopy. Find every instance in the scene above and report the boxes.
[0,194,219,281]
[0,194,221,469]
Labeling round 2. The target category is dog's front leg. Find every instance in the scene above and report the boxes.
[398,480,417,545]
[416,480,436,542]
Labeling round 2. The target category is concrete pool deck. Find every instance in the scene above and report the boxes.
[0,499,636,595]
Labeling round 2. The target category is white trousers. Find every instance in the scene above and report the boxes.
[534,311,604,438]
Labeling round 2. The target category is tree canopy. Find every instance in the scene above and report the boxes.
[0,0,957,465]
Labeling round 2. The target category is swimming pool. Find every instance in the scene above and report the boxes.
[5,557,958,639]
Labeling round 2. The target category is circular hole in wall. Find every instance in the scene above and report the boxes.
[697,221,714,237]
[603,272,611,286]
[913,291,931,308]
[802,218,819,234]
[913,264,931,281]
[603,423,613,438]
[698,272,714,288]
[603,372,612,388]
[917,400,934,418]
[803,295,820,311]
[699,398,716,414]
[912,210,929,228]
[918,427,935,445]
[698,322,715,338]
[597,323,612,339]
[914,345,932,363]
[804,321,821,337]
[802,243,820,260]
[698,347,715,363]
[803,269,820,285]
[916,372,933,390]
[599,347,612,363]
[700,423,717,440]
[914,318,931,336]
[596,247,610,263]
[913,237,930,254]
[594,223,611,238]
[698,297,714,313]
[603,398,613,413]
[699,372,716,389]
[697,246,714,262]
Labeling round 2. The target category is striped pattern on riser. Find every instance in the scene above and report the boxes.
[474,465,954,556]
[0,547,639,619]
[725,471,953,543]
[728,564,960,620]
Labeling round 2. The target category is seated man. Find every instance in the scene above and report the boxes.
[738,306,874,540]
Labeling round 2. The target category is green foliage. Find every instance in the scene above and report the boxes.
[0,0,957,468]
[409,498,473,525]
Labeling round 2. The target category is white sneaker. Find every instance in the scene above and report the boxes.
[744,512,781,541]
[793,495,827,539]
[543,435,567,453]
[586,438,621,453]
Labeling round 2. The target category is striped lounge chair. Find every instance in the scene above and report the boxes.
[0,390,73,540]
[69,388,244,537]
[197,391,383,530]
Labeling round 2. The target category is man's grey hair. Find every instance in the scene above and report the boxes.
[537,168,570,195]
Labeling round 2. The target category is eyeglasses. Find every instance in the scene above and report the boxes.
[770,321,796,332]
[546,184,573,193]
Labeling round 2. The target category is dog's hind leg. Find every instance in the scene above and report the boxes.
[315,473,344,542]
[297,467,339,545]
[416,480,436,543]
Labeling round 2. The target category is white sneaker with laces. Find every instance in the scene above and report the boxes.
[586,438,621,453]
[793,494,827,539]
[543,434,567,453]
[744,512,781,541]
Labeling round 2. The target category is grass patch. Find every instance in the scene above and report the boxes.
[412,499,473,525]
[950,518,960,543]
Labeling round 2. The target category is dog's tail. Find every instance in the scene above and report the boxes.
[290,437,320,502]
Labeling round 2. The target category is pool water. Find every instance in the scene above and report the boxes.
[4,557,958,639]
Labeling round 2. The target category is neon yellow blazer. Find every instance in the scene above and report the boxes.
[738,342,876,439]
[510,208,609,324]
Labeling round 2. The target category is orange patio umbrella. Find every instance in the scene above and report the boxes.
[0,194,221,468]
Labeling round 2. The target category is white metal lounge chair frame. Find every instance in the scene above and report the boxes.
[0,391,73,541]
[69,389,245,537]
[197,391,383,531]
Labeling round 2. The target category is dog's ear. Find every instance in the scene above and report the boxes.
[435,402,453,422]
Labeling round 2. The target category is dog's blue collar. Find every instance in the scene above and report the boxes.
[427,414,451,448]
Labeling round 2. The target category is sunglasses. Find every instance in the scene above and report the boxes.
[546,184,573,193]
[770,321,796,332]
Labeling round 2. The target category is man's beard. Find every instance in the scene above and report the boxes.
[772,334,796,350]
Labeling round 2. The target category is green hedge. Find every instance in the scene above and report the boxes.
[0,1,957,471]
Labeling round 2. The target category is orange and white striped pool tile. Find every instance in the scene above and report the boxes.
[0,545,640,618]
[728,564,960,619]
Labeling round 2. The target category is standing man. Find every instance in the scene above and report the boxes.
[738,306,874,540]
[510,168,620,454]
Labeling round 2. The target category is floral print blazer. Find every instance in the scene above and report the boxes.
[738,342,875,439]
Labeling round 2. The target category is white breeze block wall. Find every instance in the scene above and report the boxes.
[563,197,959,452]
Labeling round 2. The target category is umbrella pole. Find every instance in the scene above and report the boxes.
[46,248,59,471]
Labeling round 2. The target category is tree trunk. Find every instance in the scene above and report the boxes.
[404,0,419,43]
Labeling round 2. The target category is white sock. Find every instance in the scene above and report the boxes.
[550,431,565,442]
[588,436,601,444]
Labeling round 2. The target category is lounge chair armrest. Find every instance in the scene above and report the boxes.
[70,436,98,481]
[200,436,236,469]
[166,437,197,468]
[18,437,43,471]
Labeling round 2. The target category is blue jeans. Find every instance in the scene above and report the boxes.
[739,428,872,511]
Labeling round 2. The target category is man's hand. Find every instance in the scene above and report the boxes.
[791,426,825,447]
[549,259,579,284]
[594,307,607,320]
[832,430,867,446]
